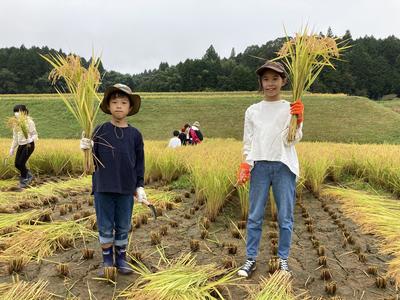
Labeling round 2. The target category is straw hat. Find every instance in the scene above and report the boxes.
[100,83,141,116]
[192,121,201,127]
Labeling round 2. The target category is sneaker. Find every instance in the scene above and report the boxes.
[26,170,34,184]
[237,258,256,278]
[19,178,29,189]
[279,258,291,273]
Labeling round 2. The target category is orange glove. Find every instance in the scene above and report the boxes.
[290,99,304,125]
[237,162,250,185]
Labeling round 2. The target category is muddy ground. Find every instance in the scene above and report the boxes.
[0,176,398,299]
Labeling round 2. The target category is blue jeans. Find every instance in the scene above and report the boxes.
[246,161,296,260]
[94,192,134,246]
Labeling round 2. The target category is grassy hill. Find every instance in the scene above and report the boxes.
[1,92,400,144]
[378,98,400,114]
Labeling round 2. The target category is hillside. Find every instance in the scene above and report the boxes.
[1,92,399,144]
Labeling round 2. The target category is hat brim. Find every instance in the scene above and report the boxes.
[256,65,286,77]
[100,86,141,116]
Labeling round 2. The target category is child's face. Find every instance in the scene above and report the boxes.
[260,70,286,101]
[108,95,131,119]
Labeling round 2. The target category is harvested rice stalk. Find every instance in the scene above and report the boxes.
[0,279,51,300]
[0,220,96,263]
[118,252,238,300]
[0,177,91,211]
[6,112,29,139]
[249,271,295,299]
[0,209,52,235]
[41,52,102,174]
[273,26,349,142]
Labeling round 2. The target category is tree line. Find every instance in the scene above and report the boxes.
[0,29,399,99]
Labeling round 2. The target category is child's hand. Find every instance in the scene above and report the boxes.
[9,149,14,156]
[290,99,304,125]
[80,138,93,150]
[135,187,147,203]
[237,162,250,185]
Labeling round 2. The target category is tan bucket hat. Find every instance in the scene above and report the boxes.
[100,83,141,116]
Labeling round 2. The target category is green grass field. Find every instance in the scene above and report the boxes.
[1,92,400,144]
[378,98,400,114]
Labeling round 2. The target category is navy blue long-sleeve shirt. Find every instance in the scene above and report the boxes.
[91,122,144,194]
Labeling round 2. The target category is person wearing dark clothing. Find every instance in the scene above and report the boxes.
[178,123,190,146]
[80,83,148,276]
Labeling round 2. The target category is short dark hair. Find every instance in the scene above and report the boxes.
[13,104,29,114]
[108,91,132,107]
[173,130,180,137]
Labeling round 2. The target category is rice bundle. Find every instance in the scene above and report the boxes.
[0,220,96,263]
[6,112,29,139]
[0,279,51,300]
[40,52,102,174]
[250,271,296,300]
[273,26,349,142]
[0,209,53,235]
[118,252,238,299]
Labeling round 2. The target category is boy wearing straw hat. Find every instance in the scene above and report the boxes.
[236,61,304,278]
[80,83,147,276]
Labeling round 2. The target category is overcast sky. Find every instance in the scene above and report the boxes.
[1,0,399,74]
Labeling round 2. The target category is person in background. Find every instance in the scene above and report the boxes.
[168,130,182,149]
[189,121,203,145]
[178,124,190,146]
[9,104,38,188]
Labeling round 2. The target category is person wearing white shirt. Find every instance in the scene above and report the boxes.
[237,61,304,278]
[168,130,182,149]
[9,104,38,188]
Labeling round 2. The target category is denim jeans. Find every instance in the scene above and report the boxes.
[94,192,134,246]
[246,161,296,260]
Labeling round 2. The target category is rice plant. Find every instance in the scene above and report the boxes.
[321,186,400,283]
[236,182,249,221]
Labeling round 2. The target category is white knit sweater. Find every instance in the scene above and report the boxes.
[243,99,302,177]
